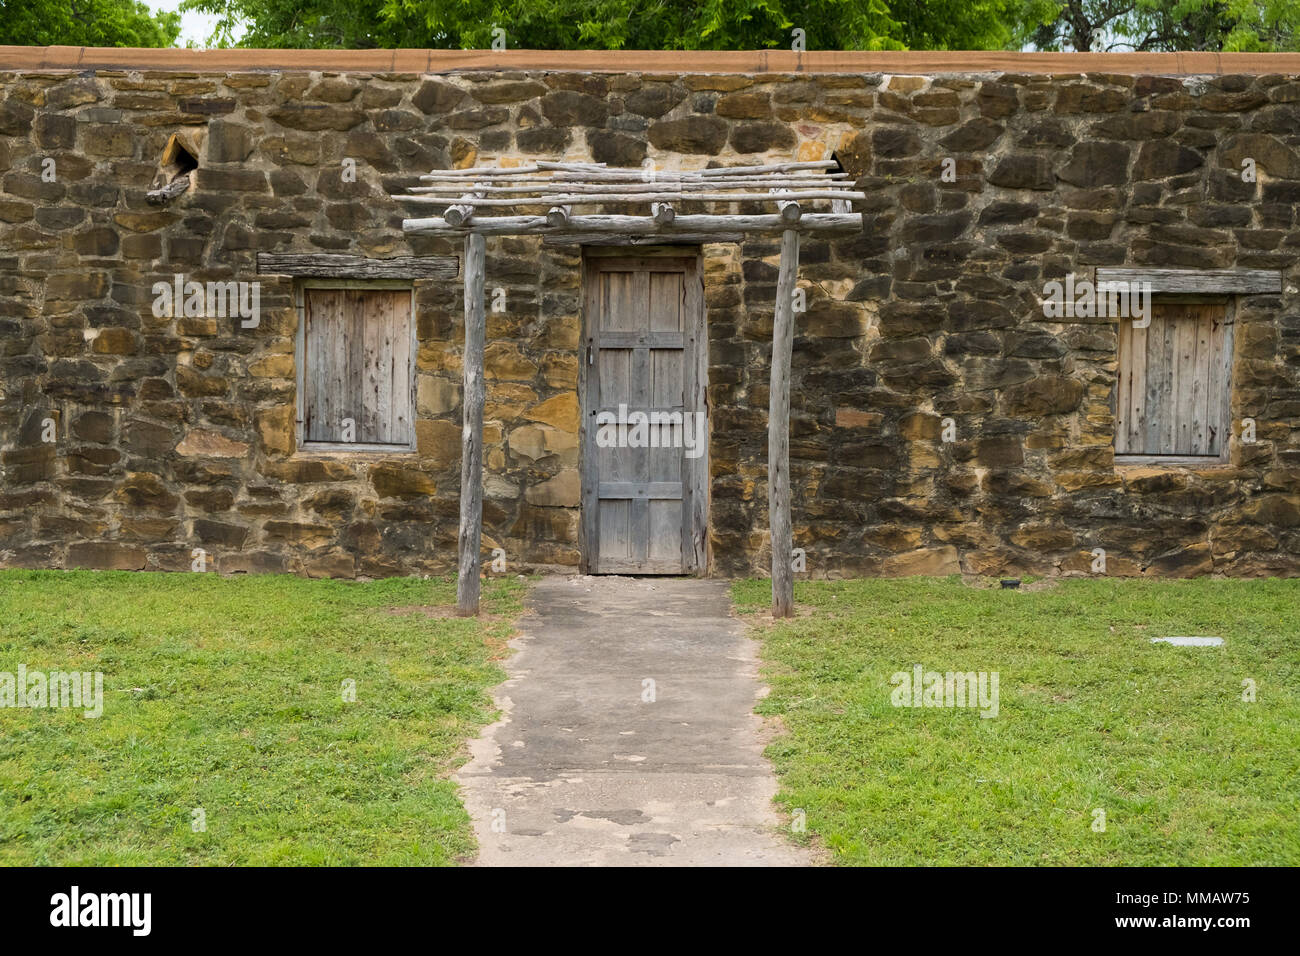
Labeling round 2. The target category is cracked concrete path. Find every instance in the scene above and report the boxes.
[455,575,810,866]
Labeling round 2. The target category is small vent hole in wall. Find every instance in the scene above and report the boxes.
[147,127,204,206]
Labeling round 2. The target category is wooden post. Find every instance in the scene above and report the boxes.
[769,228,799,618]
[457,231,487,615]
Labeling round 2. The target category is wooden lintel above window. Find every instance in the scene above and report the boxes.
[1095,268,1281,295]
[257,253,458,280]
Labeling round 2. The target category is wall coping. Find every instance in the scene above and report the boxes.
[4,46,1300,76]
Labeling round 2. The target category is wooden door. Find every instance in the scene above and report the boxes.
[580,254,708,574]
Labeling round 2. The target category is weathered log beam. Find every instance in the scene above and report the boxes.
[1095,267,1281,294]
[256,253,458,279]
[457,231,487,617]
[403,212,862,237]
[146,174,191,206]
[444,189,477,227]
[444,204,473,226]
[551,160,838,181]
[771,189,802,224]
[546,204,571,227]
[420,166,540,179]
[554,171,851,181]
[416,162,604,181]
[535,160,609,171]
[699,160,837,176]
[409,175,851,193]
[777,200,801,224]
[769,228,800,619]
[400,189,863,206]
[651,202,675,225]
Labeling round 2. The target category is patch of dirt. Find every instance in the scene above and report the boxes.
[385,604,463,619]
[383,605,518,657]
[731,603,817,630]
[1021,578,1063,592]
[384,604,515,624]
[755,709,787,745]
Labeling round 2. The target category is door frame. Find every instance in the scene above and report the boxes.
[578,246,710,575]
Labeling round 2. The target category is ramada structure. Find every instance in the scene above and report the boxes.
[3,48,1300,611]
[398,160,863,612]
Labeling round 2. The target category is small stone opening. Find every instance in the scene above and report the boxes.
[147,127,204,205]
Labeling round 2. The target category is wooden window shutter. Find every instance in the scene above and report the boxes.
[1115,302,1232,460]
[303,288,413,446]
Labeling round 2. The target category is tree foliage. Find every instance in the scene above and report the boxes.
[1022,0,1300,52]
[8,0,1294,54]
[0,0,181,47]
[179,0,1025,51]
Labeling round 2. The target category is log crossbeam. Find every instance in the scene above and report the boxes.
[403,212,860,237]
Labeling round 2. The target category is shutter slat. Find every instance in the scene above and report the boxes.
[390,292,413,445]
[1189,306,1211,455]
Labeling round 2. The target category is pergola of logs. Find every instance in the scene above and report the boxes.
[394,160,864,617]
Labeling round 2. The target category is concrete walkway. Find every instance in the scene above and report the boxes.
[455,576,810,866]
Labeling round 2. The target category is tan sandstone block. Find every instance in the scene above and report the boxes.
[250,354,295,378]
[256,405,296,457]
[176,428,250,457]
[525,393,579,432]
[525,469,580,507]
[881,546,961,577]
[417,376,460,415]
[415,419,461,464]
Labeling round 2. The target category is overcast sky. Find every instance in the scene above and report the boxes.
[148,0,245,47]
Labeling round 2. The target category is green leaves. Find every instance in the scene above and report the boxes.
[1024,0,1299,51]
[173,0,1020,51]
[8,0,1298,49]
[1219,0,1300,51]
[0,0,181,47]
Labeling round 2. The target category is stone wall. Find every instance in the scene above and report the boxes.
[2,63,1299,579]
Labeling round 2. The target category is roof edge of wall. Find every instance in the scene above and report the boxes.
[4,46,1300,76]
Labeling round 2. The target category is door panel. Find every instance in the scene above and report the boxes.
[581,254,707,574]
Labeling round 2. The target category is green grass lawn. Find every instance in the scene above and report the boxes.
[0,569,522,866]
[736,577,1300,866]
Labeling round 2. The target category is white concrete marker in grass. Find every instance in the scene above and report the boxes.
[1151,636,1225,647]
